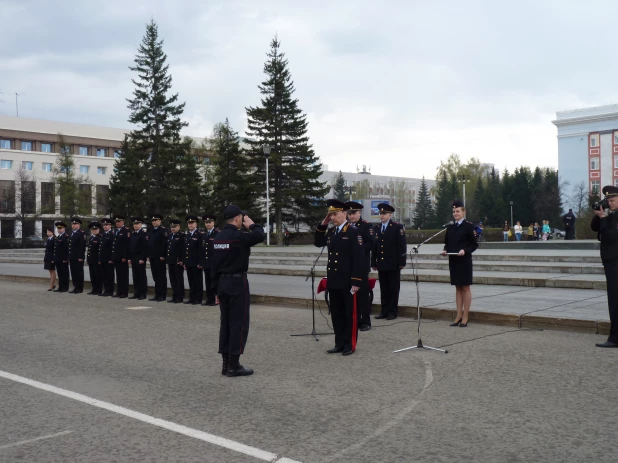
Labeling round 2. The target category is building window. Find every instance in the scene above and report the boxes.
[0,220,15,238]
[21,141,33,151]
[41,182,55,214]
[0,139,11,149]
[79,146,89,156]
[203,157,210,165]
[97,166,107,175]
[60,166,72,174]
[42,162,52,172]
[615,179,618,187]
[591,180,600,193]
[615,155,618,169]
[41,143,52,153]
[97,148,107,157]
[96,185,109,215]
[0,180,16,213]
[590,157,599,170]
[80,165,89,174]
[21,180,36,214]
[590,134,599,147]
[114,150,121,159]
[1,160,13,169]
[22,161,33,171]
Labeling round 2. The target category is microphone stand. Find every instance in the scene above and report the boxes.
[291,245,334,341]
[394,227,449,355]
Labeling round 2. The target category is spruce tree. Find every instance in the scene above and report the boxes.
[108,137,147,217]
[52,135,93,220]
[412,177,434,229]
[332,171,347,201]
[245,36,329,246]
[432,171,453,227]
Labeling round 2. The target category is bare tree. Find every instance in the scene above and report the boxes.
[569,181,588,217]
[12,167,40,245]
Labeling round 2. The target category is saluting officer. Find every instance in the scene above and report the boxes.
[372,203,407,320]
[315,199,365,356]
[166,219,185,303]
[98,218,115,297]
[129,217,148,300]
[345,201,375,331]
[52,221,70,292]
[183,215,203,305]
[148,213,168,302]
[211,205,265,377]
[86,221,103,295]
[68,217,86,294]
[112,215,130,298]
[201,214,219,306]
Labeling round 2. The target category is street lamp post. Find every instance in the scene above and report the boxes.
[263,144,271,246]
[456,174,470,208]
[510,201,514,228]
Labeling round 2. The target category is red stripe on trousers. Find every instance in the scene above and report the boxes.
[352,292,358,352]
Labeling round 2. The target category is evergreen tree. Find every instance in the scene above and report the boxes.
[485,168,505,226]
[472,176,486,224]
[412,177,434,229]
[511,167,534,227]
[432,171,456,227]
[108,137,147,217]
[245,36,329,246]
[52,135,93,219]
[332,171,347,201]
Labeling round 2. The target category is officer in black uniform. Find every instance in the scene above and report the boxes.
[52,221,70,292]
[68,217,86,294]
[345,201,375,331]
[166,219,185,303]
[315,199,365,356]
[184,215,203,305]
[372,203,407,320]
[112,215,130,298]
[98,218,115,296]
[86,221,103,295]
[148,213,168,302]
[563,209,577,240]
[201,214,219,306]
[591,185,618,348]
[211,205,265,377]
[128,217,148,300]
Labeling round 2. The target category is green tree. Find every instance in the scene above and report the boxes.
[412,177,434,229]
[332,171,347,201]
[485,167,505,226]
[52,135,93,219]
[432,171,459,227]
[108,137,147,217]
[351,179,370,199]
[245,36,329,245]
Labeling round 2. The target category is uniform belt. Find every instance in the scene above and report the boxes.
[221,272,246,278]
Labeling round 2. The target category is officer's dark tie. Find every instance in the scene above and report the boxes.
[382,224,386,233]
[334,227,339,236]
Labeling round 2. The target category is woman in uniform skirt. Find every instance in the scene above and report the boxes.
[441,200,478,326]
[43,227,57,291]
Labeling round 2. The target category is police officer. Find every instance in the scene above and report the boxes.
[52,221,70,292]
[68,217,86,294]
[86,221,103,295]
[563,209,577,240]
[129,217,148,300]
[591,185,618,348]
[166,219,185,303]
[371,203,407,320]
[345,201,375,331]
[315,199,365,356]
[98,218,115,296]
[112,215,130,298]
[148,213,168,302]
[183,215,203,305]
[201,214,219,306]
[211,205,265,376]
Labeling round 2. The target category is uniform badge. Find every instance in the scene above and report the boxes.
[400,229,404,235]
[369,228,374,235]
[357,235,364,245]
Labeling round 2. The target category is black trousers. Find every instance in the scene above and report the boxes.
[378,269,401,317]
[186,266,203,303]
[327,287,358,351]
[89,263,103,294]
[56,261,70,291]
[566,228,575,240]
[356,275,371,327]
[69,260,84,292]
[114,261,129,296]
[203,267,214,303]
[101,261,115,294]
[168,263,185,301]
[150,258,167,298]
[218,275,250,356]
[603,259,618,343]
[131,261,148,297]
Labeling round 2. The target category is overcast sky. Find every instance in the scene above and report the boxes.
[2,0,617,179]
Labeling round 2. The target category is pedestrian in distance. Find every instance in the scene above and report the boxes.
[112,215,130,298]
[502,221,510,242]
[86,221,103,295]
[43,227,57,291]
[527,223,534,241]
[166,219,185,303]
[183,215,203,305]
[201,214,219,306]
[211,205,265,376]
[542,220,550,240]
[68,217,86,294]
[148,213,168,302]
[533,222,540,241]
[128,217,148,300]
[98,218,115,297]
[563,209,577,240]
[514,221,523,241]
[52,221,70,292]
[441,200,478,327]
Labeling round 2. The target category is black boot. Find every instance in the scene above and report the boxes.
[221,354,229,376]
[226,355,253,377]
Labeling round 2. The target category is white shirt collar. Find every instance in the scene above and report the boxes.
[337,221,347,232]
[456,218,464,225]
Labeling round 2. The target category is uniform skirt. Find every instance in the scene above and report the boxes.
[44,260,55,271]
[448,255,473,286]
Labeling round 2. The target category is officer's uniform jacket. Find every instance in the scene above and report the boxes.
[53,232,69,263]
[183,229,203,267]
[44,236,56,262]
[592,212,618,261]
[148,226,168,261]
[371,219,407,271]
[201,228,219,269]
[68,228,86,261]
[563,212,576,229]
[314,221,365,289]
[166,231,185,265]
[112,226,130,262]
[129,228,148,262]
[444,220,478,256]
[87,234,101,265]
[98,230,113,264]
[350,219,374,273]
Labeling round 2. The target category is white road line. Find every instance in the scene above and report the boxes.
[0,431,73,450]
[125,306,151,310]
[0,370,302,463]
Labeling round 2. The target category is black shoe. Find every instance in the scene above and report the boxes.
[327,346,344,354]
[137,296,146,300]
[450,320,461,327]
[119,295,127,299]
[595,341,618,348]
[148,297,158,301]
[86,291,95,295]
[157,297,166,302]
[99,293,111,297]
[221,355,229,376]
[167,299,176,303]
[227,365,254,377]
[375,314,387,319]
[174,300,183,304]
[359,324,371,331]
[386,314,396,320]
[128,295,138,299]
[342,349,354,356]
[192,301,201,305]
[459,322,468,327]
[69,289,77,294]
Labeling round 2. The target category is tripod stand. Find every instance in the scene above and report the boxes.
[291,246,334,341]
[394,228,448,355]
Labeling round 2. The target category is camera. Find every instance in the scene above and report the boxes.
[593,199,609,211]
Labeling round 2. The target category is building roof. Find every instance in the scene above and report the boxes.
[552,104,618,127]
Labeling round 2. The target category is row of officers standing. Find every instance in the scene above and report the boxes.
[44,213,221,305]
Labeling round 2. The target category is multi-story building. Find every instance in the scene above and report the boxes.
[553,104,618,205]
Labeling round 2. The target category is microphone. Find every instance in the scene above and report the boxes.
[442,221,454,227]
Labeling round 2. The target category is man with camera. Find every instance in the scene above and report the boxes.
[591,185,618,348]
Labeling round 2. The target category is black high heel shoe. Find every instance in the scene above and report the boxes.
[47,286,56,292]
[459,321,468,327]
[450,320,461,327]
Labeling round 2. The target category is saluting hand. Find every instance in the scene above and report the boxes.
[321,214,332,226]
[242,215,254,227]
